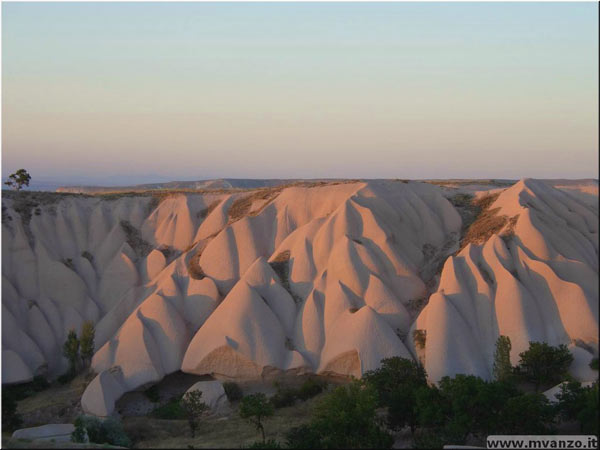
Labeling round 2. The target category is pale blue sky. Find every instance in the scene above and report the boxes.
[2,2,598,185]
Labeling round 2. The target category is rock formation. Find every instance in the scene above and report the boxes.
[2,179,597,416]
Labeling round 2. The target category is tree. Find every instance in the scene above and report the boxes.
[4,169,31,191]
[415,384,448,430]
[577,382,598,435]
[181,390,209,437]
[363,357,427,435]
[493,335,513,382]
[308,380,393,449]
[557,381,599,434]
[517,342,573,391]
[240,393,274,443]
[62,329,80,375]
[80,321,95,368]
[497,393,556,434]
[415,375,520,443]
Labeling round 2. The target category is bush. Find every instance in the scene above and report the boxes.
[270,384,297,409]
[1,390,23,432]
[590,357,599,371]
[557,380,598,434]
[270,377,326,409]
[285,424,322,449]
[223,381,243,402]
[498,393,556,434]
[297,377,326,401]
[363,357,427,434]
[308,380,393,449]
[102,417,132,447]
[3,375,50,401]
[151,395,186,419]
[246,439,282,449]
[144,385,160,403]
[57,371,76,385]
[71,415,131,447]
[31,375,50,391]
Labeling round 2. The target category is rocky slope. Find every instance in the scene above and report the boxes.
[2,179,597,416]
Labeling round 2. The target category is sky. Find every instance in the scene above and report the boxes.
[2,2,598,185]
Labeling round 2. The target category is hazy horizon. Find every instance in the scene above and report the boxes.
[2,2,599,181]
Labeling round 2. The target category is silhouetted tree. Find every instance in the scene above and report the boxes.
[80,321,95,368]
[62,329,80,375]
[5,169,31,191]
[493,335,513,382]
[517,342,573,391]
[363,357,427,435]
[292,380,393,449]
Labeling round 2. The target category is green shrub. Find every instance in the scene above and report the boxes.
[223,381,243,402]
[305,380,394,449]
[270,384,296,409]
[1,390,23,432]
[151,395,186,419]
[246,439,282,449]
[102,417,132,447]
[285,424,322,449]
[557,380,598,434]
[412,429,445,449]
[57,370,76,385]
[590,357,599,371]
[2,375,51,401]
[498,393,556,434]
[144,385,160,403]
[31,375,50,391]
[71,415,131,447]
[297,377,326,401]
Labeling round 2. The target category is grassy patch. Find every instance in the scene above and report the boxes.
[14,373,94,428]
[124,390,325,448]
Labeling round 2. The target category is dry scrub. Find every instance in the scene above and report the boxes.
[459,193,507,249]
[269,251,302,304]
[228,188,281,222]
[187,252,206,280]
[120,220,153,258]
[198,200,221,219]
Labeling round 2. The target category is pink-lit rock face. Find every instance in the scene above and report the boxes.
[2,179,597,416]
